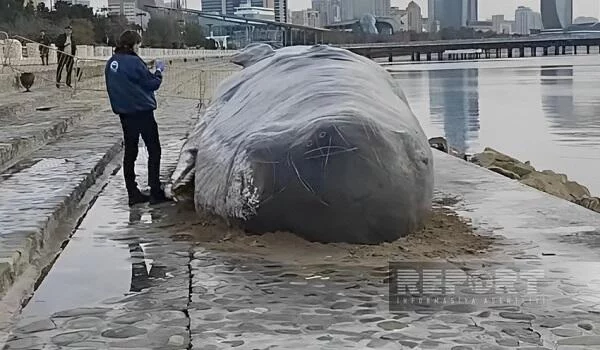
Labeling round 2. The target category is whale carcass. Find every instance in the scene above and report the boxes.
[171,44,433,244]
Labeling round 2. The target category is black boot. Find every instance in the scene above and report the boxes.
[128,188,150,206]
[149,188,170,205]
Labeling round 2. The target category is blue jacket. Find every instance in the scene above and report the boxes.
[105,50,162,115]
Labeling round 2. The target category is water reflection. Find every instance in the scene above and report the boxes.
[541,65,600,143]
[540,66,575,131]
[428,69,481,153]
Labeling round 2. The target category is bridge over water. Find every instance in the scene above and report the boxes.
[339,34,600,61]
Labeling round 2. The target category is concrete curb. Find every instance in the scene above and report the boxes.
[0,140,123,297]
[0,108,90,171]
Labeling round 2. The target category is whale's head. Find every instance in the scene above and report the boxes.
[243,115,433,243]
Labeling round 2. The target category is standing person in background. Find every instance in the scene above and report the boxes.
[55,25,76,88]
[105,30,169,206]
[38,30,51,66]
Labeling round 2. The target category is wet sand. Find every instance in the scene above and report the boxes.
[171,198,496,267]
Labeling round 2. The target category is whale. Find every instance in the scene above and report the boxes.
[171,44,434,244]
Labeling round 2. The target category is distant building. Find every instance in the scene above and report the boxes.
[467,20,492,32]
[291,9,319,27]
[491,14,513,34]
[541,0,572,29]
[64,0,91,6]
[312,0,341,26]
[339,0,390,22]
[201,0,264,16]
[515,6,542,35]
[274,0,287,22]
[390,6,407,30]
[406,1,422,33]
[235,2,275,20]
[430,0,478,30]
[108,0,137,22]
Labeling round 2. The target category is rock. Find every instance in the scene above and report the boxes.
[551,328,583,337]
[330,301,353,310]
[52,307,111,318]
[520,171,590,202]
[14,319,56,334]
[51,331,92,346]
[429,137,449,153]
[101,326,147,339]
[367,339,391,348]
[376,320,408,331]
[317,335,333,341]
[488,166,521,180]
[578,322,593,331]
[575,196,600,213]
[502,328,541,345]
[496,338,519,346]
[498,161,535,177]
[499,312,536,321]
[471,147,595,208]
[443,304,479,314]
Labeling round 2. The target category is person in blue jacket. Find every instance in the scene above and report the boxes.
[105,30,169,206]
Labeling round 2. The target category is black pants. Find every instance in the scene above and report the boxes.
[56,53,74,86]
[119,111,162,196]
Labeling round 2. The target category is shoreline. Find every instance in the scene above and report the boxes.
[430,137,600,214]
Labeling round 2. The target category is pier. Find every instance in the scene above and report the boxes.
[339,35,600,61]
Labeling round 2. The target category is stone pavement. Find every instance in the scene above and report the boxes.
[0,92,201,322]
[3,146,600,349]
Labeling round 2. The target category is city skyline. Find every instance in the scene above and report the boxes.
[82,0,599,21]
[291,0,599,20]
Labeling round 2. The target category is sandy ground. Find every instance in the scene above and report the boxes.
[170,197,496,267]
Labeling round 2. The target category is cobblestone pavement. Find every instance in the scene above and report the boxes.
[4,154,600,349]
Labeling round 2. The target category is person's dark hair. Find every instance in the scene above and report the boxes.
[116,30,142,53]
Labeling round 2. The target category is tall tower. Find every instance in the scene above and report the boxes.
[274,0,287,22]
[541,0,573,29]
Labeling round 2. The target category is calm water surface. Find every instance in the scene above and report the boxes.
[391,55,600,195]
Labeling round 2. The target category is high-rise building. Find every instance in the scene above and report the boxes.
[339,0,390,22]
[291,9,320,27]
[430,0,477,30]
[541,0,573,29]
[515,6,537,35]
[108,0,138,22]
[201,0,264,16]
[406,1,422,33]
[312,0,341,26]
[274,0,287,22]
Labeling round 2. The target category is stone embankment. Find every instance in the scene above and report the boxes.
[472,147,600,213]
[429,138,600,213]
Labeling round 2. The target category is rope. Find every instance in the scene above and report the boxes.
[2,34,240,102]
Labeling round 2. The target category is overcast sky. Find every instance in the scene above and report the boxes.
[86,0,600,20]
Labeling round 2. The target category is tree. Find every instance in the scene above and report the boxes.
[145,16,180,48]
[24,0,35,18]
[36,2,49,14]
[183,23,205,47]
[71,18,95,45]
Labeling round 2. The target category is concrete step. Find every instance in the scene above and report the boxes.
[0,110,123,300]
[0,90,106,171]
